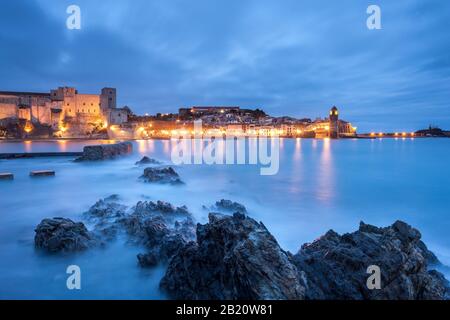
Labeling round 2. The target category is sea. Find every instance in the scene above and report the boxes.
[0,138,449,299]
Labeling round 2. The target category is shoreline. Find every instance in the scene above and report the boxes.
[0,135,448,143]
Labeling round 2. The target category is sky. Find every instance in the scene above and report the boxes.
[0,0,449,131]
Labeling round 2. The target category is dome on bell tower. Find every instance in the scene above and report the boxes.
[330,106,338,116]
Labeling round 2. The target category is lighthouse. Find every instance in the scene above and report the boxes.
[329,106,339,139]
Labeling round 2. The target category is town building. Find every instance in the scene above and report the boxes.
[179,106,240,118]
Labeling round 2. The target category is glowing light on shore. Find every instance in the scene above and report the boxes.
[24,122,33,133]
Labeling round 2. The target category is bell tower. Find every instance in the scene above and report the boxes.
[329,106,339,139]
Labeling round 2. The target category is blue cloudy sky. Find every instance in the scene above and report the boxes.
[0,0,449,131]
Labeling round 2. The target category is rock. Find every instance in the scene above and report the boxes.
[120,201,191,240]
[35,218,97,253]
[137,251,159,267]
[135,156,161,165]
[213,199,247,214]
[75,142,132,161]
[84,195,128,241]
[118,200,196,266]
[293,220,449,300]
[160,212,305,300]
[141,167,183,185]
[85,195,127,220]
[133,200,190,217]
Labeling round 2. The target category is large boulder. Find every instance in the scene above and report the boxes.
[293,220,450,300]
[160,212,305,300]
[35,218,97,253]
[141,167,183,185]
[75,142,132,161]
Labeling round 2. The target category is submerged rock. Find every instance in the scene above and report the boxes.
[141,167,183,185]
[293,220,450,300]
[160,212,305,300]
[135,156,161,166]
[213,199,247,214]
[35,218,97,253]
[75,142,132,161]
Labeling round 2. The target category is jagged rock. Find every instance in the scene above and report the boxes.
[133,200,190,217]
[141,167,183,185]
[213,199,247,214]
[75,142,132,161]
[138,233,188,268]
[160,212,305,300]
[135,156,161,165]
[85,195,127,220]
[84,195,128,241]
[120,201,191,241]
[35,218,97,253]
[117,200,195,266]
[137,251,159,267]
[293,220,450,300]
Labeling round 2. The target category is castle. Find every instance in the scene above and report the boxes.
[0,87,130,137]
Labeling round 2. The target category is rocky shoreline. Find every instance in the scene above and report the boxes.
[34,195,450,300]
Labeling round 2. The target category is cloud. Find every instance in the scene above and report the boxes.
[1,0,449,131]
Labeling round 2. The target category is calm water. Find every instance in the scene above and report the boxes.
[0,138,449,299]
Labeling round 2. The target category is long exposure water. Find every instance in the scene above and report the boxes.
[0,138,449,299]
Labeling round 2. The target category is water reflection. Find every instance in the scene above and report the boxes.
[316,138,334,203]
[136,139,155,154]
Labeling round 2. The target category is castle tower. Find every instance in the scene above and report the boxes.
[329,106,339,139]
[100,88,117,123]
